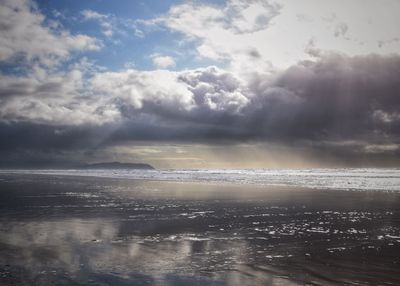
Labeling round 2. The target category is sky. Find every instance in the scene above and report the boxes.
[0,0,400,169]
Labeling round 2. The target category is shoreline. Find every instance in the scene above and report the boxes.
[0,168,399,193]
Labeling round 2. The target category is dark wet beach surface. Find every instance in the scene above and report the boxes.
[0,174,400,285]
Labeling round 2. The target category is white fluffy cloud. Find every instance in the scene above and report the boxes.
[1,64,243,127]
[151,54,176,69]
[90,66,248,114]
[153,0,400,73]
[81,10,107,21]
[90,68,194,111]
[0,0,100,66]
[0,65,120,125]
[0,63,249,126]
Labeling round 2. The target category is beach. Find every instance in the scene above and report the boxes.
[0,172,399,285]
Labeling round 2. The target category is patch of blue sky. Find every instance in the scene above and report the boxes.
[31,0,225,72]
[36,0,178,20]
[0,57,31,76]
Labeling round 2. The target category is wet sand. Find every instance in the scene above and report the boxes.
[0,173,399,285]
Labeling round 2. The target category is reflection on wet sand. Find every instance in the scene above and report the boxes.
[0,220,299,286]
[0,174,400,285]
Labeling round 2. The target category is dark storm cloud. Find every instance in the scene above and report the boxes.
[108,54,400,143]
[243,53,400,141]
[1,53,400,166]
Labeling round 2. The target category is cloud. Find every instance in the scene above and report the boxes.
[334,23,348,38]
[81,9,108,21]
[0,0,101,66]
[149,0,400,71]
[81,9,115,38]
[244,53,400,142]
[150,0,281,73]
[90,68,194,111]
[89,65,250,125]
[0,65,120,126]
[151,54,176,69]
[81,9,147,39]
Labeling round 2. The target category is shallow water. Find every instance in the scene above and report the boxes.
[0,173,400,285]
